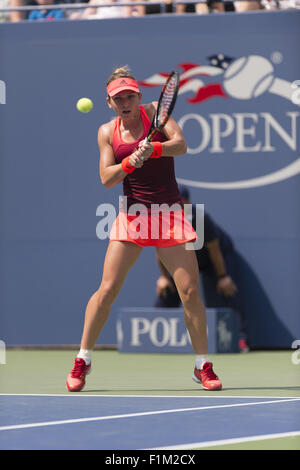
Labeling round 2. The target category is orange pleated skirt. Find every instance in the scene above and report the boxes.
[110,209,197,247]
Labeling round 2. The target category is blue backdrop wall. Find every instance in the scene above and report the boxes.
[0,11,299,348]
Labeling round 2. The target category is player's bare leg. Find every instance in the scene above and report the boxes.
[81,241,142,349]
[156,244,208,354]
[67,241,142,391]
[156,244,222,390]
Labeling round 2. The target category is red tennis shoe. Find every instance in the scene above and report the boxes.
[192,362,222,391]
[66,358,91,392]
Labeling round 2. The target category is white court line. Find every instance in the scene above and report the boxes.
[0,393,299,399]
[0,398,299,432]
[149,430,300,450]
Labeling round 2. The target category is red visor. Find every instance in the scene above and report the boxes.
[107,78,140,97]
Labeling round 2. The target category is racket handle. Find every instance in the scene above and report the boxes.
[140,136,154,161]
[146,128,157,142]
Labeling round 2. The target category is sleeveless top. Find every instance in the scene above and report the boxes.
[112,105,181,209]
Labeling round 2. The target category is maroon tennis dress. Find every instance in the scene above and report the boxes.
[110,105,196,247]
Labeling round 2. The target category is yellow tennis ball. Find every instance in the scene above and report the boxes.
[76,97,93,113]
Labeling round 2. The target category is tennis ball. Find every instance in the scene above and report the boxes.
[76,97,93,113]
[223,55,274,100]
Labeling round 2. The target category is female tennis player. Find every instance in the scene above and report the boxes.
[66,66,222,392]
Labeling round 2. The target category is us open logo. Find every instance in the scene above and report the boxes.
[140,55,300,190]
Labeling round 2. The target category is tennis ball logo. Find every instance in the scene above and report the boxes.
[76,97,93,113]
[223,55,274,100]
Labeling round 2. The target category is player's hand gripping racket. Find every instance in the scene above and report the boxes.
[145,70,180,143]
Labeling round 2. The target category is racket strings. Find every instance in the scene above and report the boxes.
[156,76,178,126]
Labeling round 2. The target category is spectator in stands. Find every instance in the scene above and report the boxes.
[260,0,277,7]
[28,0,64,19]
[57,0,89,19]
[70,0,143,19]
[1,0,9,21]
[194,0,224,14]
[234,0,261,11]
[259,0,298,8]
[145,0,224,15]
[9,0,66,20]
[145,0,172,14]
[154,185,250,353]
[9,0,23,21]
[124,0,145,16]
[278,0,300,8]
[9,0,91,21]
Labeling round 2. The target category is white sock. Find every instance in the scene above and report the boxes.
[195,355,209,370]
[77,349,92,365]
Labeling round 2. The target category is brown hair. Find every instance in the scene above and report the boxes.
[106,65,136,86]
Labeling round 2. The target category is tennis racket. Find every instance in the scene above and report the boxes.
[145,70,180,142]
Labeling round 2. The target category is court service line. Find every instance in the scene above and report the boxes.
[0,398,299,432]
[150,430,300,450]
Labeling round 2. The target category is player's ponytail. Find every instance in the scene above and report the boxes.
[106,65,136,86]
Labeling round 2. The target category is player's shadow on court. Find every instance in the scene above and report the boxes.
[201,251,294,349]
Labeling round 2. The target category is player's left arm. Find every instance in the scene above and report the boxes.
[161,117,187,156]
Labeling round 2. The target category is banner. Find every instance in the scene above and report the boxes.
[117,308,239,354]
[0,11,299,347]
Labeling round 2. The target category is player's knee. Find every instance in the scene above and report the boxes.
[97,281,119,308]
[180,283,199,305]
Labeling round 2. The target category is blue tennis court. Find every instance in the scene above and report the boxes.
[1,394,299,450]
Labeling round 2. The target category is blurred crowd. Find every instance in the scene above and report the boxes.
[1,0,299,22]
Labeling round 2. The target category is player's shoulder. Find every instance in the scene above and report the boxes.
[143,101,157,120]
[98,118,116,144]
[145,101,158,110]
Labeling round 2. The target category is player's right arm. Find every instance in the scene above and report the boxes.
[98,122,143,188]
[139,101,187,159]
